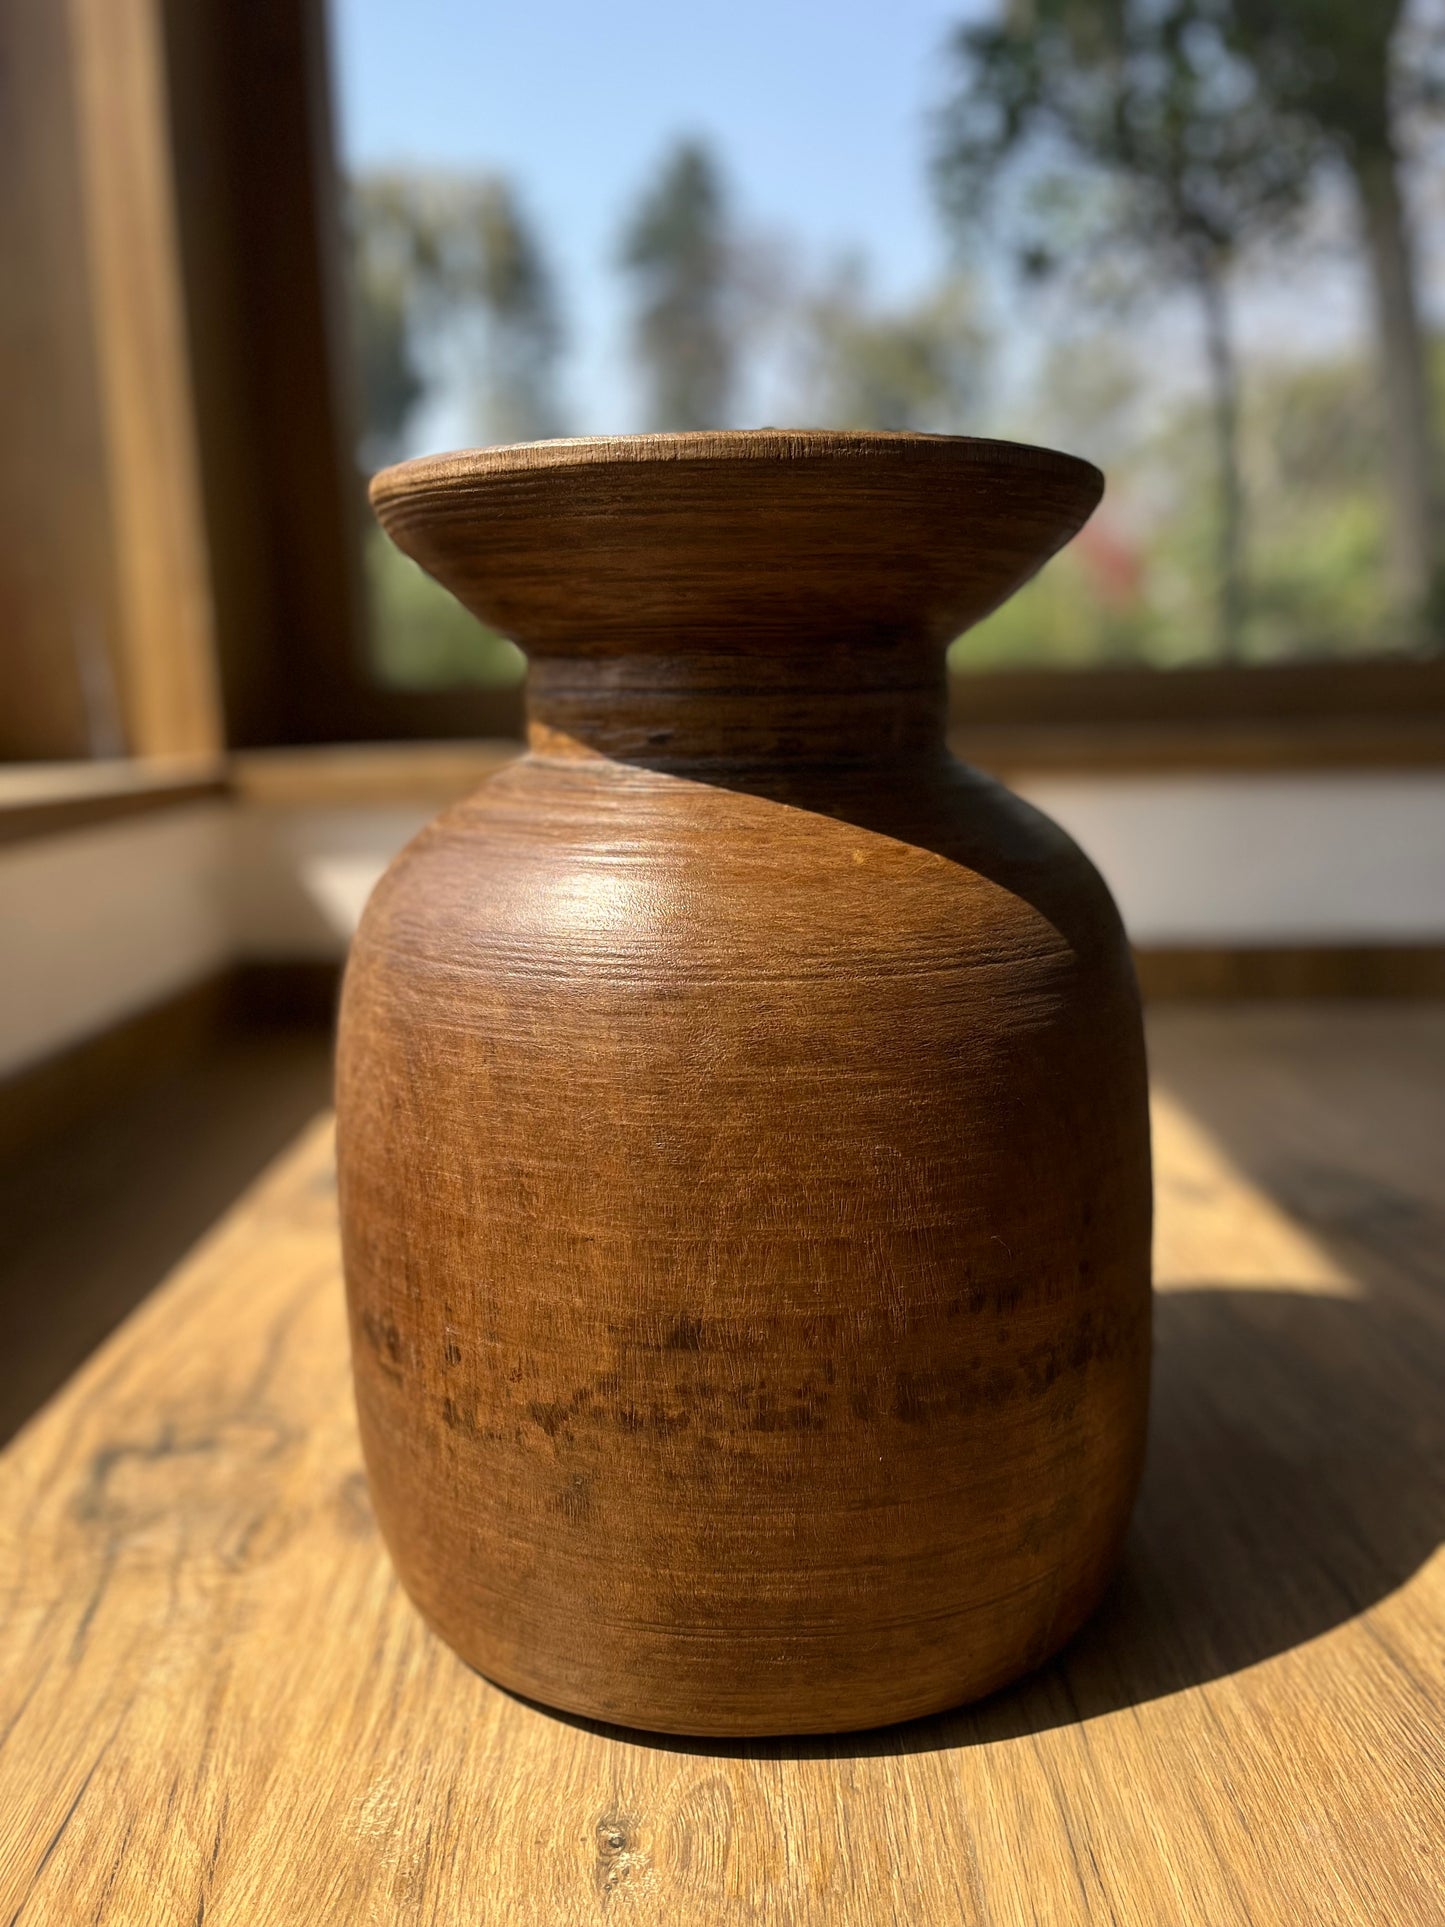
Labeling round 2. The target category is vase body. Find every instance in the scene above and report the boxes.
[337,433,1152,1736]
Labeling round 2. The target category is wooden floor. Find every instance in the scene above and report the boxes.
[1,1006,1442,1924]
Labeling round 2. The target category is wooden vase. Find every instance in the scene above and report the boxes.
[337,431,1152,1737]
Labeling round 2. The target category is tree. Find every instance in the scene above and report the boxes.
[798,261,988,432]
[467,179,565,445]
[935,0,1319,660]
[349,170,564,459]
[620,141,736,430]
[348,177,428,469]
[1230,0,1444,635]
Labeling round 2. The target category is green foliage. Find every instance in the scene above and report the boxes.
[935,0,1334,662]
[620,141,736,430]
[935,1,1320,288]
[956,547,1155,670]
[467,178,565,444]
[349,170,564,460]
[1227,0,1445,630]
[350,264,424,472]
[363,525,525,691]
[957,341,1440,671]
[1228,0,1409,161]
[349,172,562,690]
[798,266,988,432]
[345,9,1442,692]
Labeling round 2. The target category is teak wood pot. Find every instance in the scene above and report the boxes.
[338,430,1153,1737]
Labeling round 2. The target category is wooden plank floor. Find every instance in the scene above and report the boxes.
[1,1007,1442,1925]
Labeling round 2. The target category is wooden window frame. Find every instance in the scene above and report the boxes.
[156,0,523,750]
[949,658,1445,773]
[0,0,222,764]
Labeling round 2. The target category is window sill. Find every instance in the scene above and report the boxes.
[0,759,228,847]
[238,718,1445,798]
[229,740,522,809]
[4,708,1441,855]
[951,714,1445,777]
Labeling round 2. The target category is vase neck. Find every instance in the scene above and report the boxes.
[525,648,947,768]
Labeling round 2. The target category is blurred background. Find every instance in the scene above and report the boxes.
[2,0,1444,1438]
[339,0,1445,689]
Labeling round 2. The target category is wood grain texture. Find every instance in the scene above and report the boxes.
[67,0,224,759]
[156,0,382,752]
[951,655,1445,731]
[0,759,226,848]
[369,431,1103,657]
[229,739,520,808]
[344,432,1150,1735]
[2,1008,1442,1923]
[1134,943,1445,1001]
[950,714,1445,773]
[0,0,126,760]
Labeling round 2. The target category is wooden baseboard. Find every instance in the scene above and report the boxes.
[0,962,341,1169]
[0,760,228,846]
[224,959,343,1028]
[1134,945,1445,1000]
[0,976,231,1169]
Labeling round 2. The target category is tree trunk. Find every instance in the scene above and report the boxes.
[1353,143,1440,638]
[1197,263,1246,663]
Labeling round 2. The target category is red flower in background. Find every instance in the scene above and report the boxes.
[1074,518,1144,610]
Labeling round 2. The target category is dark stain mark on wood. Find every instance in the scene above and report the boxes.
[665,1315,705,1352]
[593,1809,641,1902]
[358,1309,404,1384]
[560,1474,592,1524]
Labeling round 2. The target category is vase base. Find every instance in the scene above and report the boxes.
[391,1533,1130,1740]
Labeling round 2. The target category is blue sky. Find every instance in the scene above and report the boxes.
[331,0,987,439]
[329,0,1414,456]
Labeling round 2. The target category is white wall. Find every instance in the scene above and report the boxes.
[230,805,434,958]
[4,768,1444,1080]
[0,804,234,1075]
[1021,771,1445,945]
[235,769,1445,957]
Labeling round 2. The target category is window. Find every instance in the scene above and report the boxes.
[328,0,1445,747]
[3,0,1443,762]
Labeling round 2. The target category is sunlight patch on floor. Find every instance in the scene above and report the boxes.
[1149,1084,1359,1298]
